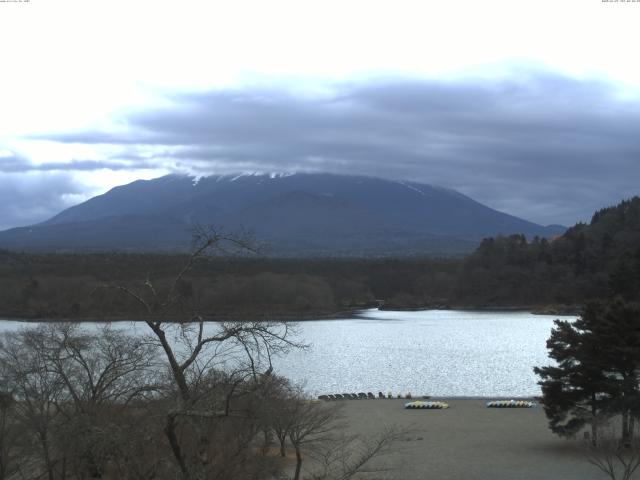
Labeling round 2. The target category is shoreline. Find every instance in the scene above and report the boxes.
[380,304,580,315]
[0,308,364,323]
[324,395,542,401]
[0,305,579,323]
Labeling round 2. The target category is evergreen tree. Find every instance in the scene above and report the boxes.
[590,299,640,445]
[534,305,612,444]
[609,249,640,301]
[535,300,640,445]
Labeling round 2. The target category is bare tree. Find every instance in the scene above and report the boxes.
[111,226,303,480]
[0,324,162,480]
[287,398,343,480]
[308,426,406,480]
[43,323,159,479]
[586,420,640,480]
[0,391,22,480]
[40,323,160,412]
[278,390,405,480]
[259,377,298,459]
[0,329,66,480]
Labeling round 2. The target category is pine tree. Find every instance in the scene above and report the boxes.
[534,300,640,445]
[534,305,611,445]
[590,299,640,445]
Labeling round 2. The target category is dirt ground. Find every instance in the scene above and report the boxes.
[334,398,607,480]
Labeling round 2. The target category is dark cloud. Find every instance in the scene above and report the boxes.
[0,151,96,230]
[0,154,157,173]
[0,151,161,230]
[0,171,85,231]
[39,70,640,225]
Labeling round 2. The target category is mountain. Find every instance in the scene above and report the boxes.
[0,173,565,255]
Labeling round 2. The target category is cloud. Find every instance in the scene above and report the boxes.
[0,152,158,173]
[0,151,70,229]
[0,150,171,229]
[0,169,86,231]
[36,70,640,225]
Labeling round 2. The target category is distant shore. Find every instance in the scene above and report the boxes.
[379,303,580,315]
[0,303,580,323]
[0,308,364,323]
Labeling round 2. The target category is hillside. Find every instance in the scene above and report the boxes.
[454,197,640,307]
[0,173,564,255]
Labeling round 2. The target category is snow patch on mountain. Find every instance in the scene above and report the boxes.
[224,172,297,182]
[397,180,428,197]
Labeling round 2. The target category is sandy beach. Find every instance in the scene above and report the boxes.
[335,398,605,480]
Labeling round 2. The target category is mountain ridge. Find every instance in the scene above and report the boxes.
[0,172,565,255]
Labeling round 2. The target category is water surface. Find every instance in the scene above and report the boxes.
[272,309,572,397]
[1,309,574,397]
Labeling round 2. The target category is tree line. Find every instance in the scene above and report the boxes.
[459,197,640,307]
[3,197,640,320]
[0,251,459,320]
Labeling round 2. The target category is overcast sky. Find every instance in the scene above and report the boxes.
[1,0,640,231]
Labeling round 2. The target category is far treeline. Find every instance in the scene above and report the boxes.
[1,197,639,321]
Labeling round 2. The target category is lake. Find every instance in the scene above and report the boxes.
[0,309,574,397]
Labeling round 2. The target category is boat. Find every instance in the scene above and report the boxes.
[404,400,449,409]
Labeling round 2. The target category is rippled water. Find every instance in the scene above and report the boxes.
[0,309,575,397]
[272,309,574,397]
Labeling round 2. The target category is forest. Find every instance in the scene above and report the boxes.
[0,196,639,321]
